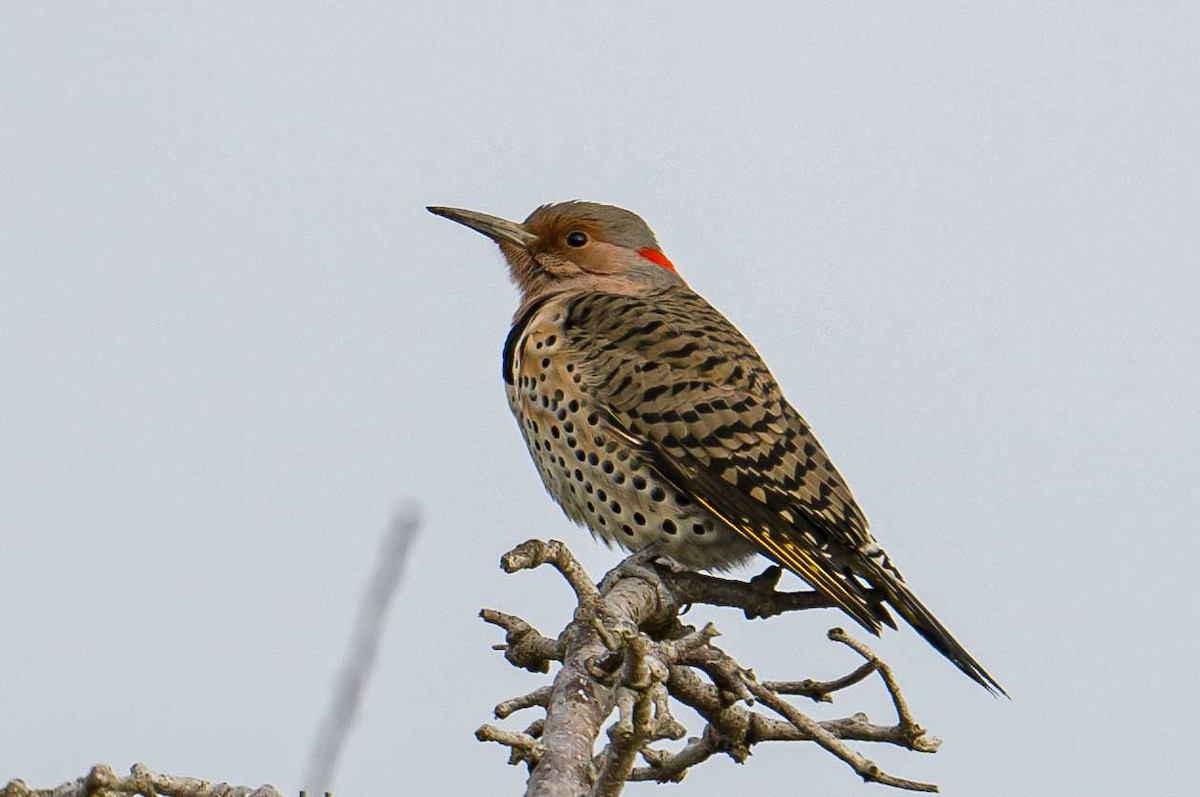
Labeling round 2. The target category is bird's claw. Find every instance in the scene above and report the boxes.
[599,544,680,611]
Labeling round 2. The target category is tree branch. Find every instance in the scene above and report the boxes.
[479,540,946,795]
[1,764,283,797]
[303,507,421,792]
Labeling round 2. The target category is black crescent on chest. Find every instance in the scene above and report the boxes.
[502,296,553,386]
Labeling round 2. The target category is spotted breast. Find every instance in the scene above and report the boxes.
[503,291,761,570]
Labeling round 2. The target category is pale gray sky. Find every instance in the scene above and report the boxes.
[3,4,1197,796]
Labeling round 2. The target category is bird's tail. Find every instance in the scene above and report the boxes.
[864,559,1007,697]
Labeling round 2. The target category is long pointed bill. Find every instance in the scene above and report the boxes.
[427,206,539,249]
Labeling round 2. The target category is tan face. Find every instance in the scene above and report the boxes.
[523,216,641,277]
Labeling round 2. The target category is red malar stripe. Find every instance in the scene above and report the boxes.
[638,247,677,273]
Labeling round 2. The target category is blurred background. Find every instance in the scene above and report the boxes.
[2,4,1197,795]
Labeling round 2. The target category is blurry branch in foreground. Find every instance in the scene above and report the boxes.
[1,510,420,797]
[304,505,421,793]
[1,764,283,797]
[478,540,942,796]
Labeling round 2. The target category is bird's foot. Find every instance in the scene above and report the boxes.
[598,544,680,613]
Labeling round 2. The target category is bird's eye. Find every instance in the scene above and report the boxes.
[566,231,589,247]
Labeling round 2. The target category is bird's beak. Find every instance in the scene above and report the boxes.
[427,206,539,250]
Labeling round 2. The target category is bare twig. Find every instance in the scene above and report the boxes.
[765,660,879,702]
[477,725,546,769]
[501,539,599,609]
[830,627,933,748]
[304,505,420,793]
[495,686,554,719]
[481,608,563,672]
[629,726,724,783]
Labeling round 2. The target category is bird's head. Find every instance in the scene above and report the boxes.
[428,201,683,307]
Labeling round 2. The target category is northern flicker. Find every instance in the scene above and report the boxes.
[428,201,1004,695]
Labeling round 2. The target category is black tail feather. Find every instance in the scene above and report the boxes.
[873,566,1007,697]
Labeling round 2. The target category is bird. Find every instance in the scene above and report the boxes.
[428,201,1004,695]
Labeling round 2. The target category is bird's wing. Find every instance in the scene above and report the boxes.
[561,287,884,632]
